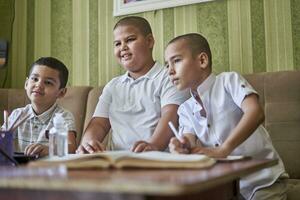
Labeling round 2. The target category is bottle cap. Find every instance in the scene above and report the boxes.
[53,113,64,126]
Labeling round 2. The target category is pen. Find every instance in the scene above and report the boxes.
[168,121,183,139]
[3,110,8,131]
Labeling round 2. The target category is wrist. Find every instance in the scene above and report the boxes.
[220,143,232,156]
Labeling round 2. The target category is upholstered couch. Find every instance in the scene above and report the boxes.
[0,70,299,198]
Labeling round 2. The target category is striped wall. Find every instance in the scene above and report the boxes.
[0,0,299,88]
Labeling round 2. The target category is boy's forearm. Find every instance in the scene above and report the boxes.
[81,117,110,145]
[222,94,264,155]
[149,104,179,150]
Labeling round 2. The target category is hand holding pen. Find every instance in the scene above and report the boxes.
[168,121,183,139]
[168,121,191,154]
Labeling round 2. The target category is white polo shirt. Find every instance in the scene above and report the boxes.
[94,62,189,150]
[178,72,286,200]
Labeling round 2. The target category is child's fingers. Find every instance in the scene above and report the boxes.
[24,144,42,155]
[131,141,147,152]
[75,145,86,154]
[83,141,105,153]
[29,144,44,155]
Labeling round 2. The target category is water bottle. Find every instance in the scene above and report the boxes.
[51,113,68,157]
[48,129,57,157]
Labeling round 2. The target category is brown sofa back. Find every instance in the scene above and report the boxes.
[244,71,300,179]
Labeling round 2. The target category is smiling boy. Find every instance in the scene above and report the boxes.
[7,57,77,157]
[77,16,188,153]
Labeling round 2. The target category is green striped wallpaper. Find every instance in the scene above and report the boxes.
[0,0,299,88]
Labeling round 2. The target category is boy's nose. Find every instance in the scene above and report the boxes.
[168,65,174,75]
[35,80,44,88]
[121,43,128,51]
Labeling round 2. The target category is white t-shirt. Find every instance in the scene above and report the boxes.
[178,72,286,200]
[94,62,189,150]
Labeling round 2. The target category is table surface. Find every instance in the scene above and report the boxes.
[0,158,277,196]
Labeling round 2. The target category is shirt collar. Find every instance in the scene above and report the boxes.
[196,73,216,98]
[120,61,161,83]
[30,103,58,123]
[189,73,215,114]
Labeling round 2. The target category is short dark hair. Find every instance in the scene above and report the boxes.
[113,16,152,36]
[167,33,212,67]
[29,57,69,88]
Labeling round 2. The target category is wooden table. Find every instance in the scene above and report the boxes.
[0,159,277,200]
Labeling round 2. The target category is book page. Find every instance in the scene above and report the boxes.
[216,155,251,162]
[114,151,216,169]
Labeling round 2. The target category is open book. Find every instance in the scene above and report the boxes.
[216,155,251,162]
[29,151,216,169]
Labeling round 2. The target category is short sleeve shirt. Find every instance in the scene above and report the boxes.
[178,72,286,200]
[8,103,76,152]
[93,62,189,150]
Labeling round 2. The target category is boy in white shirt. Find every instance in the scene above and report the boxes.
[165,33,287,200]
[77,16,188,153]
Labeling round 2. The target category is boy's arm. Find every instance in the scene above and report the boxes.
[192,93,264,157]
[76,117,111,154]
[131,104,179,152]
[68,131,77,153]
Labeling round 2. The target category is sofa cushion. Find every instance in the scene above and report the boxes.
[57,86,92,145]
[0,89,29,123]
[264,71,300,179]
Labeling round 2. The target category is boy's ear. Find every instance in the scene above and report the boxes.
[57,88,67,99]
[146,34,155,49]
[197,52,209,69]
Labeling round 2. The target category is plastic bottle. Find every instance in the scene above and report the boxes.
[51,113,68,157]
[48,129,56,157]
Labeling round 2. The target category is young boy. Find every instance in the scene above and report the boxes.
[7,57,77,157]
[77,16,188,153]
[165,33,287,200]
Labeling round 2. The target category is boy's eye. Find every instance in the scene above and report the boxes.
[127,37,136,43]
[114,42,121,47]
[165,63,169,68]
[174,58,181,63]
[44,80,54,85]
[30,77,39,82]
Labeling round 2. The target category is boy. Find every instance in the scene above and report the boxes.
[77,16,188,153]
[165,33,287,200]
[7,57,77,157]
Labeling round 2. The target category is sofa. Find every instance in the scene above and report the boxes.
[0,70,299,198]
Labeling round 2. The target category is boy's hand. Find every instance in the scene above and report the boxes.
[131,141,159,153]
[191,145,230,158]
[24,143,48,157]
[168,136,191,154]
[76,140,106,154]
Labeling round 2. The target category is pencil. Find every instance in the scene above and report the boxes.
[3,110,8,131]
[10,113,31,132]
[7,111,23,131]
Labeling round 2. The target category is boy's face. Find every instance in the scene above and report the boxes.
[165,39,209,91]
[25,65,66,111]
[113,25,154,77]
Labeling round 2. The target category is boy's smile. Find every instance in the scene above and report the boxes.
[25,65,65,114]
[113,25,155,79]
